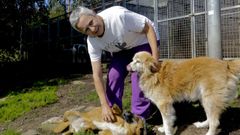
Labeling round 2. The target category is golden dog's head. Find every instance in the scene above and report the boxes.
[128,51,160,74]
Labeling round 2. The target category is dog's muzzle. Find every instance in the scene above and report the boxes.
[126,64,133,72]
[122,111,134,123]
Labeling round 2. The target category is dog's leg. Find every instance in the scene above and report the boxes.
[157,103,176,135]
[201,97,223,135]
[193,120,209,128]
[205,109,221,135]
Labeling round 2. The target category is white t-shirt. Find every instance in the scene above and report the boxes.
[87,6,159,62]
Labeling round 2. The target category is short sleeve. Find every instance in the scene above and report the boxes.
[123,10,146,33]
[87,38,102,62]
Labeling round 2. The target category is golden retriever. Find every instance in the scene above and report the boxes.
[53,104,144,135]
[127,51,240,135]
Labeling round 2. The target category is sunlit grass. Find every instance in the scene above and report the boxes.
[0,78,66,123]
[85,90,99,102]
[1,129,20,135]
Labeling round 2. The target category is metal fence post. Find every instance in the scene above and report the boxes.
[154,0,158,30]
[191,0,196,58]
[207,0,222,59]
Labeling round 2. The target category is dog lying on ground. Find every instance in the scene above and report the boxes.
[53,104,144,135]
[127,51,240,135]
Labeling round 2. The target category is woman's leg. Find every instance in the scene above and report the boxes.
[131,72,153,118]
[106,52,131,109]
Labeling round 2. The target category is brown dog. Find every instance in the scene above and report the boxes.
[128,51,240,135]
[53,104,143,135]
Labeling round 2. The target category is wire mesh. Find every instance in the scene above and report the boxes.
[194,0,205,13]
[168,0,191,18]
[221,6,240,58]
[155,0,240,59]
[157,0,193,59]
[195,14,206,57]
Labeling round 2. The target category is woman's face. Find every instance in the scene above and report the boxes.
[76,14,104,37]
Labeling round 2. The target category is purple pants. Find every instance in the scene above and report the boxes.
[106,43,154,118]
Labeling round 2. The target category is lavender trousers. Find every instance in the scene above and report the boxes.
[106,43,154,118]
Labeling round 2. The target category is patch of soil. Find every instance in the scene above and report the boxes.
[1,73,240,135]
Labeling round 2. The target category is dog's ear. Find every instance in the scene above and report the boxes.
[111,104,122,115]
[150,60,161,73]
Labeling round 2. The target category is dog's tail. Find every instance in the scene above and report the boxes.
[227,59,240,77]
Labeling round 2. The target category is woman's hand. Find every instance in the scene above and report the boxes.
[101,104,116,122]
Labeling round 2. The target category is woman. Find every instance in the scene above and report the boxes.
[69,5,161,123]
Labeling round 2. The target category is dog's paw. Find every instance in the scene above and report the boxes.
[153,125,177,135]
[193,121,208,128]
[152,125,164,133]
[157,126,165,133]
[206,132,215,135]
[173,126,177,134]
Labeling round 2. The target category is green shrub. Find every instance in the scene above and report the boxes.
[0,49,21,62]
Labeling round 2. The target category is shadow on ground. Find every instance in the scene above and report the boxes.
[175,102,240,135]
[148,102,240,135]
[0,62,92,97]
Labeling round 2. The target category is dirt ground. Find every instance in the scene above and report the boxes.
[1,73,240,135]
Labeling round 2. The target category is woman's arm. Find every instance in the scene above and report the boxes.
[142,22,159,61]
[91,61,115,122]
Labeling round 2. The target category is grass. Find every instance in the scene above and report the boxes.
[0,78,66,123]
[1,129,21,135]
[122,81,132,110]
[85,90,99,102]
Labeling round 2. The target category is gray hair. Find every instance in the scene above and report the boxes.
[69,6,96,32]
